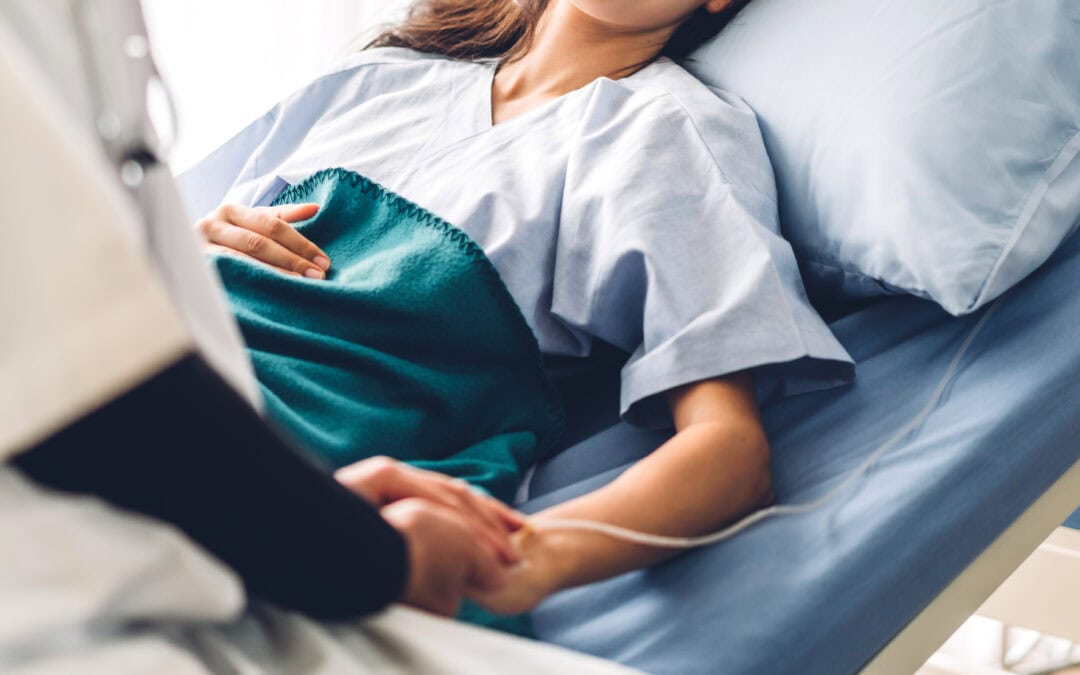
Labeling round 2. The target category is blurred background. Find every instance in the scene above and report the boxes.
[142,0,411,170]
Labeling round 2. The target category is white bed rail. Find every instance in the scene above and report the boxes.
[861,455,1080,674]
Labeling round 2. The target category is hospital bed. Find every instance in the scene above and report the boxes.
[510,3,1080,671]
[0,3,639,674]
[520,229,1080,674]
[5,1,1079,673]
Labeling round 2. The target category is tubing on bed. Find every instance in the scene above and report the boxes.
[528,297,1005,549]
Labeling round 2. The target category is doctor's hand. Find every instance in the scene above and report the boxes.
[336,456,526,564]
[380,497,516,617]
[193,203,331,279]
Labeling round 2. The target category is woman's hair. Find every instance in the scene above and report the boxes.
[367,0,749,64]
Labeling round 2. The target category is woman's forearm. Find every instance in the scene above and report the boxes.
[530,419,772,591]
[467,375,770,615]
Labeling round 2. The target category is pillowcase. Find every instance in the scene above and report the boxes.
[686,0,1080,315]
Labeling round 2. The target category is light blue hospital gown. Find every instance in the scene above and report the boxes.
[179,47,853,434]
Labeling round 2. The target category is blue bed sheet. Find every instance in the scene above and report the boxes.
[521,232,1080,674]
[1066,509,1080,530]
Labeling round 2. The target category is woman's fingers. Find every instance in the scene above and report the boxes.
[206,221,326,278]
[428,483,520,564]
[381,499,510,617]
[462,526,512,593]
[275,202,321,223]
[483,494,527,530]
[204,244,302,276]
[449,480,520,538]
[254,204,331,270]
[196,203,329,277]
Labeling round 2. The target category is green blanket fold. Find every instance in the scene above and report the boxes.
[214,167,565,505]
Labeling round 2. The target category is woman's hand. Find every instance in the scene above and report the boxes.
[380,497,515,617]
[194,203,331,279]
[472,373,772,610]
[336,456,525,565]
[467,525,564,615]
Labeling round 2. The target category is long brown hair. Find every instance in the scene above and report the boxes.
[368,1,749,64]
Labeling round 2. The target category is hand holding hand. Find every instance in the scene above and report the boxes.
[336,456,525,560]
[336,457,536,616]
[467,525,564,616]
[380,497,515,617]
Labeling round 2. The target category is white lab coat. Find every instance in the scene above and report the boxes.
[0,2,637,672]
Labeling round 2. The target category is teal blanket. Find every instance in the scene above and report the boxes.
[213,168,566,634]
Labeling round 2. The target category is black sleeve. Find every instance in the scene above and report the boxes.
[13,353,408,621]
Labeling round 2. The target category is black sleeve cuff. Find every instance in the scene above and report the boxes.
[14,353,408,620]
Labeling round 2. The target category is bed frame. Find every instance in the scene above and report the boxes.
[862,455,1080,674]
[977,528,1080,644]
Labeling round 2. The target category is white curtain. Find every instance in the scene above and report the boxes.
[142,0,412,170]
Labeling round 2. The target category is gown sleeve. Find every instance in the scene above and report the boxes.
[552,88,854,430]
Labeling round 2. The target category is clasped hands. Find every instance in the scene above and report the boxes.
[335,456,557,619]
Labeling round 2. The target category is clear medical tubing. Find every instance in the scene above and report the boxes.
[530,298,1003,549]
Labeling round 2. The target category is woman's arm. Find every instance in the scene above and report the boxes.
[471,371,773,614]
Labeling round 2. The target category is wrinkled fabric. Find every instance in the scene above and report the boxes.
[689,0,1080,315]
[522,232,1080,674]
[180,47,853,430]
[216,168,564,504]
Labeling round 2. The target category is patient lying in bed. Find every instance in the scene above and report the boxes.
[189,0,851,630]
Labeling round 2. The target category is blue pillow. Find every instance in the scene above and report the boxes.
[687,0,1080,315]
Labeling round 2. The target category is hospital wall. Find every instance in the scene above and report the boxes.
[142,0,411,170]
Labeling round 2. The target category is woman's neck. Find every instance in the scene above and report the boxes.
[491,1,674,123]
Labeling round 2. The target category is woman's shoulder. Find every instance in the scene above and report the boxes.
[588,59,775,195]
[614,59,762,140]
[322,47,480,79]
[284,47,486,111]
[325,46,444,73]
